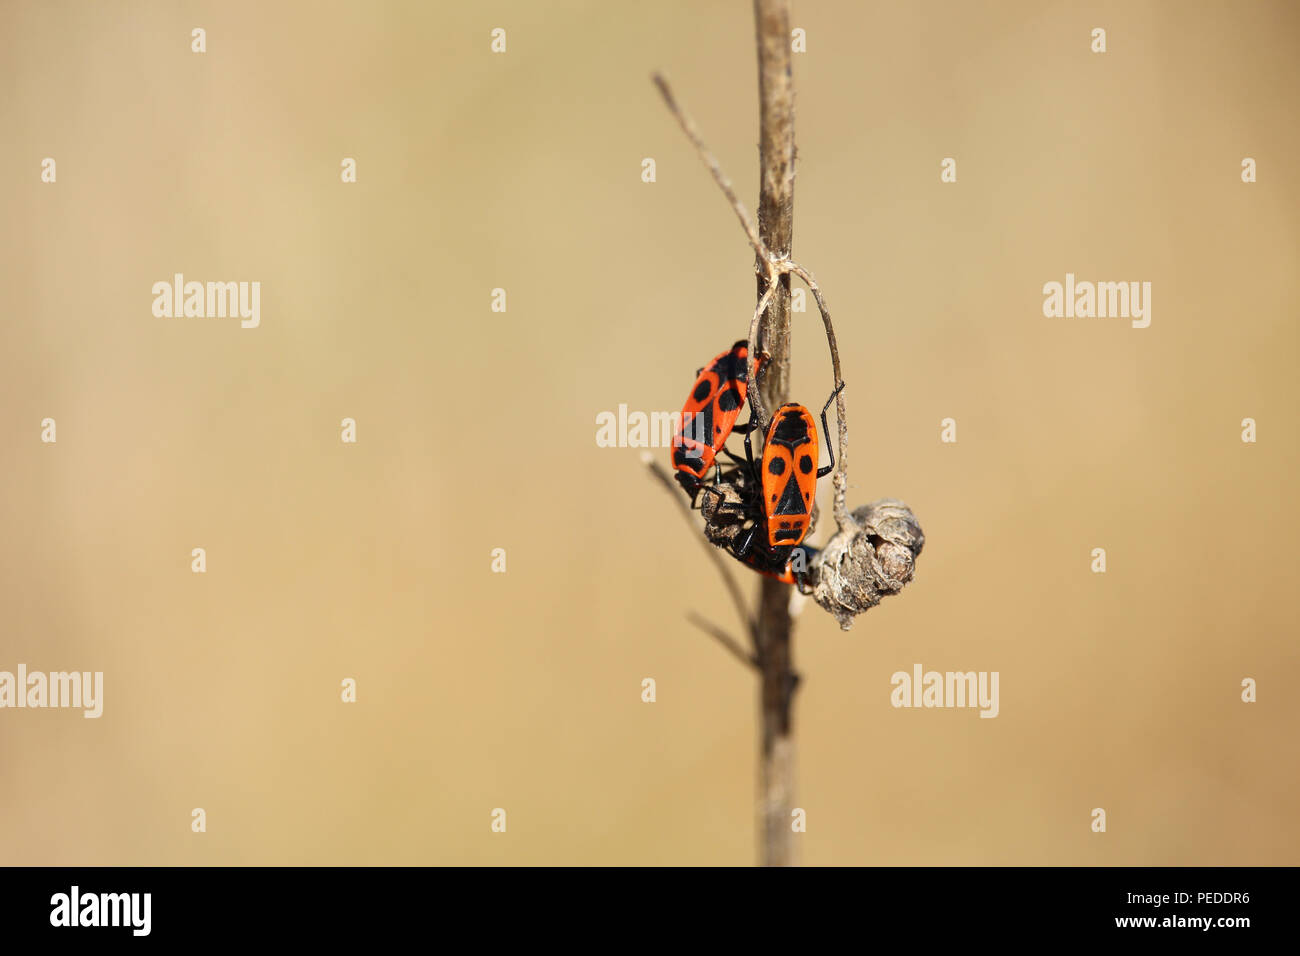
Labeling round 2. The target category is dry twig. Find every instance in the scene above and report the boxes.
[643,455,758,651]
[686,611,759,670]
[751,0,800,869]
[647,0,924,866]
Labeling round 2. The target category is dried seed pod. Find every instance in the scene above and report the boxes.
[812,499,924,630]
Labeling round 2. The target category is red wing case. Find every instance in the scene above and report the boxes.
[671,340,753,480]
[759,403,819,548]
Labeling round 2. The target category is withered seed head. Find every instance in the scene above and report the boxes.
[812,499,924,630]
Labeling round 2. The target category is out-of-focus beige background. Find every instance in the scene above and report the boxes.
[1,0,1296,865]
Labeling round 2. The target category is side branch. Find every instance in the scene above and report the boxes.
[651,73,769,267]
[643,455,759,653]
[687,612,759,670]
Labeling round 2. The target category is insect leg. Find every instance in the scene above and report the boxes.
[816,382,846,478]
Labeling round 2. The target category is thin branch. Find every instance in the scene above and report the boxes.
[652,70,778,435]
[652,0,846,869]
[651,73,770,268]
[643,455,759,652]
[687,611,759,669]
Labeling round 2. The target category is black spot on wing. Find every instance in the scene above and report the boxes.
[686,402,715,445]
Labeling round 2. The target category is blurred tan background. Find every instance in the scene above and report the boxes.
[1,0,1297,865]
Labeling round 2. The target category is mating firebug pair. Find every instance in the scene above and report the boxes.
[669,339,843,587]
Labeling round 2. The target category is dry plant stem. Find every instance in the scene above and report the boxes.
[644,457,759,652]
[753,0,797,869]
[654,0,857,866]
